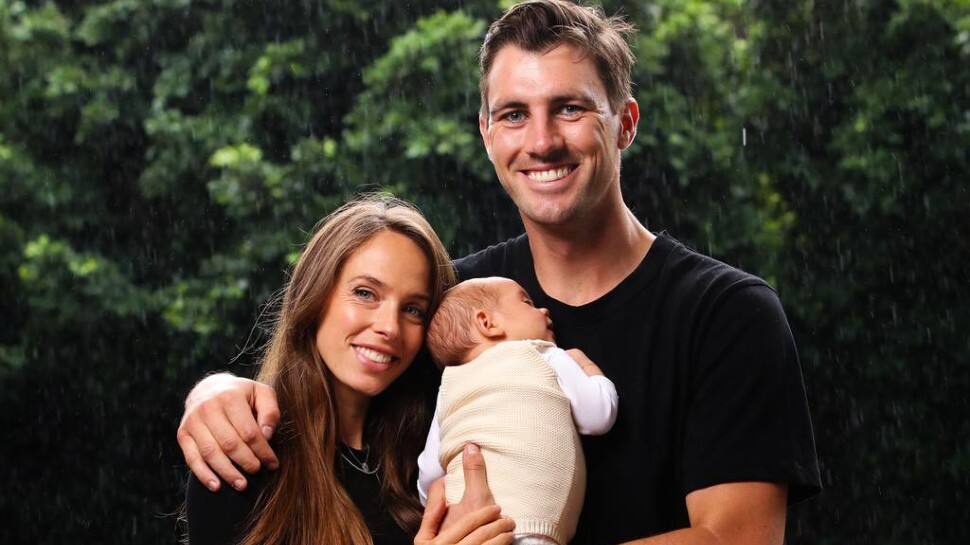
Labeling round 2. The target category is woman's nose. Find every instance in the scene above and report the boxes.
[371,304,401,339]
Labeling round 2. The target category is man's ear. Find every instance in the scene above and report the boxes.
[617,98,640,151]
[474,309,504,339]
[479,112,494,163]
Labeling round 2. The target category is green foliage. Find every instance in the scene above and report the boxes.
[0,0,967,543]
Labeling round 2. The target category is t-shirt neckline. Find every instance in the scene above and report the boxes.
[518,231,676,323]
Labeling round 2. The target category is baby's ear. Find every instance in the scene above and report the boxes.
[474,309,505,339]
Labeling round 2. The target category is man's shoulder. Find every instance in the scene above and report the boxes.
[453,233,529,281]
[655,233,775,304]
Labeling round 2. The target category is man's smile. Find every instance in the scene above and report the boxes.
[523,165,577,182]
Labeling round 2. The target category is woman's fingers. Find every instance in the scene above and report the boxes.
[415,479,448,542]
[480,533,515,545]
[437,505,503,543]
[459,443,493,505]
[415,482,514,545]
[442,443,496,532]
[456,513,515,545]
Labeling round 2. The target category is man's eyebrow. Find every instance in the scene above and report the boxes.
[489,94,599,116]
[489,100,527,116]
[549,93,598,106]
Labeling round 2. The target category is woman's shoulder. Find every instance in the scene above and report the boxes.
[185,471,270,545]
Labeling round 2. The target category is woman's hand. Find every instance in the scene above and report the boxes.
[176,373,281,492]
[414,478,514,545]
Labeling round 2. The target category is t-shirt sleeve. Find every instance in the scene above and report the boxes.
[683,284,821,504]
[453,235,526,281]
[186,472,263,545]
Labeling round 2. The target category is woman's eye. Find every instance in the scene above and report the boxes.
[353,287,375,300]
[404,305,427,320]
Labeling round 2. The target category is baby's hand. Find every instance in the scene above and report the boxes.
[565,348,604,377]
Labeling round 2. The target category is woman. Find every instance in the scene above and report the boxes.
[185,195,514,545]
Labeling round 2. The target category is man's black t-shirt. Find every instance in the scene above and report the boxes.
[454,232,821,544]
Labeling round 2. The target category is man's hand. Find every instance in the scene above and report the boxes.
[440,443,499,533]
[176,373,281,492]
[566,348,604,376]
[414,476,514,545]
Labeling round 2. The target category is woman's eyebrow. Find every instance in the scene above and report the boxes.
[348,274,385,287]
[349,274,430,301]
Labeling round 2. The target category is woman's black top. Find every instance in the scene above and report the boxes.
[185,445,412,545]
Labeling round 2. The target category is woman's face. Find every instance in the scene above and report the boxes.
[315,229,432,404]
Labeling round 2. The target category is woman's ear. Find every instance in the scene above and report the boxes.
[474,309,505,339]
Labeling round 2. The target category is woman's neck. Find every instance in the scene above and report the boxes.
[333,383,370,449]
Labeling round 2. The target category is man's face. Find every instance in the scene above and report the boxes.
[480,43,637,228]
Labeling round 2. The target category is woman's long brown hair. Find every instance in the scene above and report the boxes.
[239,194,456,545]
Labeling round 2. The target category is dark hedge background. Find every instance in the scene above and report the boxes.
[1,0,967,543]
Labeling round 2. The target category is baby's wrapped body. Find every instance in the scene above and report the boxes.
[418,340,618,545]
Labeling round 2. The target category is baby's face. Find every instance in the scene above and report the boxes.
[489,278,555,342]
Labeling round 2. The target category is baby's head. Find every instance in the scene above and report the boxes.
[426,277,554,368]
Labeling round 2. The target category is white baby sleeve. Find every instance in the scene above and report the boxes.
[542,345,619,436]
[416,393,446,506]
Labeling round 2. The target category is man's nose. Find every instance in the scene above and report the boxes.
[525,115,565,158]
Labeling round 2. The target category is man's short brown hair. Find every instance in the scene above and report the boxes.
[479,0,636,116]
[426,280,501,368]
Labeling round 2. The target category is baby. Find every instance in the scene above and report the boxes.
[417,277,619,545]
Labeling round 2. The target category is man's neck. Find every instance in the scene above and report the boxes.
[524,204,654,307]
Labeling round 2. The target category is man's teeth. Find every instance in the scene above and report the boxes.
[356,346,392,364]
[526,166,572,182]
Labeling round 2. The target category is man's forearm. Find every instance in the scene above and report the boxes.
[619,482,787,545]
[619,527,723,545]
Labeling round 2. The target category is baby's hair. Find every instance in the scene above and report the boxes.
[426,279,501,368]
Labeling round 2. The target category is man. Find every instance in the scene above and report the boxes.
[177,2,820,543]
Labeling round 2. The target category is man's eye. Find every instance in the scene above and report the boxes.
[560,104,583,116]
[502,111,525,123]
